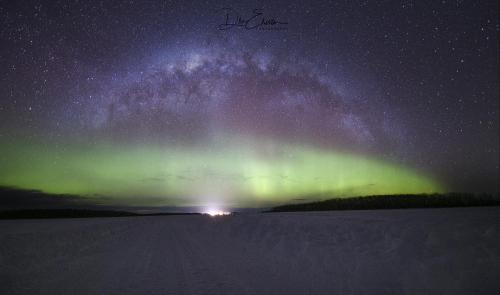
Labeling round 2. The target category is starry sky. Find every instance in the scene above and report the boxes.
[0,1,498,209]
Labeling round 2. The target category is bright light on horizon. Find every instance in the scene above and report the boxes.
[204,209,231,216]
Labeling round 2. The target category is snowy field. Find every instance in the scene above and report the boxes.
[1,207,499,295]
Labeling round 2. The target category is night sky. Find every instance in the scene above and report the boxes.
[0,1,498,209]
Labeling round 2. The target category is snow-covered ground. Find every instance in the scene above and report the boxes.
[1,207,499,295]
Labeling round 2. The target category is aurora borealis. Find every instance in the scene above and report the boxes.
[0,1,498,209]
[0,137,442,207]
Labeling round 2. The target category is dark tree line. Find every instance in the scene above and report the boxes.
[269,193,500,212]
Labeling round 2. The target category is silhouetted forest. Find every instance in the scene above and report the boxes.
[0,187,202,219]
[269,193,500,212]
[0,209,203,219]
[0,209,140,219]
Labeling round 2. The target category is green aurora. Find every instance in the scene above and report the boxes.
[0,137,444,208]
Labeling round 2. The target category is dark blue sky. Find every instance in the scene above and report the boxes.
[0,0,498,195]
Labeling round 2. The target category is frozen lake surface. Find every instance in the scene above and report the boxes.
[1,207,499,295]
